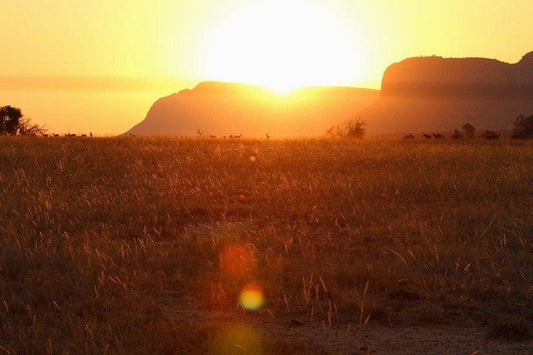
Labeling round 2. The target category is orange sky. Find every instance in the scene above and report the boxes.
[1,0,532,133]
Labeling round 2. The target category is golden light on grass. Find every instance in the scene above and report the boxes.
[220,244,255,277]
[239,283,265,311]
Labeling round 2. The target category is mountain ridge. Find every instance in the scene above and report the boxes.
[127,82,379,137]
[360,50,533,133]
[127,51,533,136]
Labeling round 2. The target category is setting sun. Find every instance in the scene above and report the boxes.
[202,1,365,93]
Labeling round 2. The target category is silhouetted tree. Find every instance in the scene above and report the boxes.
[511,114,533,139]
[462,123,475,139]
[0,106,23,135]
[0,106,45,135]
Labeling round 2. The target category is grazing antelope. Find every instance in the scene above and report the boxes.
[42,133,49,137]
[266,133,270,139]
[90,132,93,137]
[433,133,445,140]
[53,133,59,137]
[81,134,87,137]
[229,135,234,139]
[423,133,432,139]
[210,135,216,138]
[235,134,242,139]
[403,134,414,140]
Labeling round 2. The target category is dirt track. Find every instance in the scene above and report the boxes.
[170,308,533,354]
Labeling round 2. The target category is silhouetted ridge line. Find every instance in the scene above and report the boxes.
[126,82,378,137]
[360,50,533,134]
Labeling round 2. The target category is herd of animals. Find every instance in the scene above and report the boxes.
[38,132,94,137]
[404,131,501,140]
[404,133,449,140]
[31,131,501,140]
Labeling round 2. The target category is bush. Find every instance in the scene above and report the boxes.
[327,118,366,139]
[511,114,533,139]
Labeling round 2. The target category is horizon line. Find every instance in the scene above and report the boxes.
[0,75,381,93]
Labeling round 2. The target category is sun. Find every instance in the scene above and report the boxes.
[202,1,365,93]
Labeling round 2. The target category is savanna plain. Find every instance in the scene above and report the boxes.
[0,137,532,354]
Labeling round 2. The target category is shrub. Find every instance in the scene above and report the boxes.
[327,118,366,139]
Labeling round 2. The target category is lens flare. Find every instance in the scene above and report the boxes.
[239,283,264,311]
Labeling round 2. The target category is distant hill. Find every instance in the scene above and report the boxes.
[127,52,533,136]
[126,82,378,137]
[361,51,533,134]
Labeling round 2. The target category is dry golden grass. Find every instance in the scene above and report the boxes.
[0,137,531,353]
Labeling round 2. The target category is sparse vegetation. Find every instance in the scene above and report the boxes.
[327,118,366,139]
[0,137,531,352]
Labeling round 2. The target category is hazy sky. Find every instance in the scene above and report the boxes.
[2,0,532,86]
[1,0,532,133]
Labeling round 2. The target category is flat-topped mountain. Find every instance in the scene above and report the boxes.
[127,52,533,136]
[126,82,378,137]
[362,51,533,133]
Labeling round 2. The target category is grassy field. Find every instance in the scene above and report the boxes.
[0,137,532,353]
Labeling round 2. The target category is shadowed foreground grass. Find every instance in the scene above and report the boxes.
[0,137,532,353]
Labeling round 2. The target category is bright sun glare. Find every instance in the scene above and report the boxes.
[203,1,365,93]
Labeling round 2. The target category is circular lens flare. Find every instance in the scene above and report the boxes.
[239,283,265,311]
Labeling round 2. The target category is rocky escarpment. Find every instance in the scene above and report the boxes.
[361,51,533,133]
